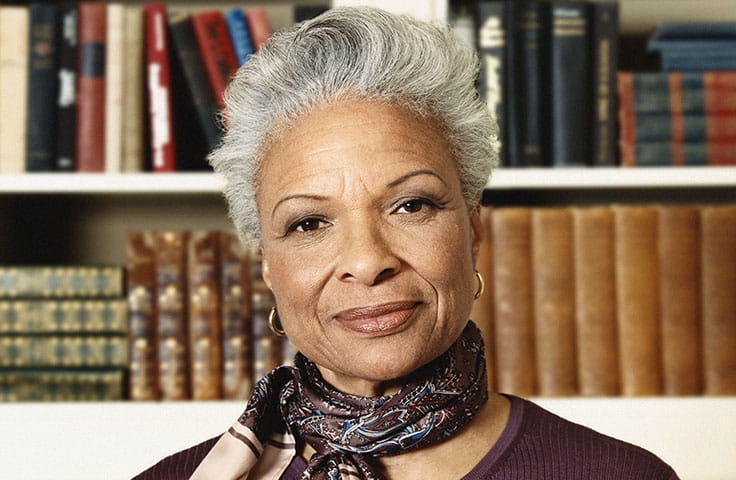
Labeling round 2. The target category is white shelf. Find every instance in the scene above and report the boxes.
[0,397,733,480]
[0,167,735,194]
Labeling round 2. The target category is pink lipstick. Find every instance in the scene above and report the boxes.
[334,301,419,334]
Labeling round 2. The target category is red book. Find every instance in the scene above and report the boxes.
[76,2,107,172]
[191,10,239,111]
[246,8,272,52]
[144,3,175,172]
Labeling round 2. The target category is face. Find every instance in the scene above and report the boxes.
[256,99,482,396]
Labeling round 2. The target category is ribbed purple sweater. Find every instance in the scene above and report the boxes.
[133,395,679,479]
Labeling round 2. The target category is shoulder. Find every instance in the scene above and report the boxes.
[131,436,219,480]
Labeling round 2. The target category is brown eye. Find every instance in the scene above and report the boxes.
[290,218,326,233]
[396,199,426,214]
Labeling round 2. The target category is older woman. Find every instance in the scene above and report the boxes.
[134,7,678,480]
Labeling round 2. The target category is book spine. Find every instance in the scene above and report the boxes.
[245,8,272,52]
[701,206,736,395]
[549,2,592,167]
[104,3,124,173]
[573,207,619,396]
[154,231,190,400]
[491,208,536,396]
[0,6,29,174]
[219,232,253,400]
[169,13,222,152]
[469,207,495,391]
[191,10,239,112]
[620,72,736,115]
[0,266,124,299]
[188,231,222,400]
[225,8,254,67]
[121,5,144,172]
[0,369,124,402]
[144,3,176,172]
[590,2,619,166]
[614,206,662,396]
[532,208,577,396]
[0,299,127,334]
[126,231,160,400]
[26,3,60,172]
[657,206,703,396]
[620,140,736,166]
[623,112,736,143]
[476,0,508,167]
[54,3,77,171]
[0,336,128,368]
[76,2,106,172]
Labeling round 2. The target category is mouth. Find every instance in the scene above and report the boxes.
[334,301,420,335]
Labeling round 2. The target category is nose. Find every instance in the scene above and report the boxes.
[336,219,401,286]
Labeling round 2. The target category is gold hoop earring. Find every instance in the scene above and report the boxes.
[268,306,286,337]
[473,271,485,300]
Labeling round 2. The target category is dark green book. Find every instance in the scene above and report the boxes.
[0,335,128,368]
[0,368,125,401]
[0,299,128,334]
[0,266,124,299]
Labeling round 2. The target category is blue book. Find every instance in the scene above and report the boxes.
[655,22,736,39]
[225,8,254,66]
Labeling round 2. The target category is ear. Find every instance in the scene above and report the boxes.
[261,248,273,290]
[470,204,483,267]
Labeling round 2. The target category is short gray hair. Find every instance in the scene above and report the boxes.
[208,6,498,244]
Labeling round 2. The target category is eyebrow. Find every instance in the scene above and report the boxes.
[271,194,328,220]
[386,169,448,189]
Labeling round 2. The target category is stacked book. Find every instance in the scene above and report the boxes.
[617,23,736,166]
[0,266,128,401]
[471,204,736,397]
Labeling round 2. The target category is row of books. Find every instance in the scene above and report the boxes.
[471,204,736,397]
[474,0,619,167]
[0,266,127,401]
[0,2,327,174]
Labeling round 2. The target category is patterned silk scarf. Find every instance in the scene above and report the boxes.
[190,321,488,480]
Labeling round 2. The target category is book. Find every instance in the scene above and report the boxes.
[294,5,330,23]
[224,8,254,67]
[549,2,593,167]
[219,232,253,400]
[590,2,619,167]
[54,3,78,171]
[191,10,239,112]
[700,206,736,395]
[153,231,190,400]
[469,208,495,390]
[0,266,124,299]
[619,111,736,143]
[619,140,736,166]
[121,4,145,172]
[26,3,60,172]
[144,3,176,172]
[531,208,577,396]
[491,208,536,396]
[654,22,736,39]
[187,231,222,400]
[0,369,125,402]
[126,232,159,400]
[0,6,29,174]
[572,207,619,397]
[104,3,124,173]
[614,206,662,396]
[76,1,107,172]
[245,8,272,52]
[657,206,703,396]
[476,0,508,167]
[0,336,128,368]
[617,71,736,92]
[250,249,281,381]
[0,299,127,334]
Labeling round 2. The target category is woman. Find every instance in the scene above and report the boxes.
[134,7,678,480]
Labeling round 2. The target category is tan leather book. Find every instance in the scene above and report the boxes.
[658,206,703,395]
[470,207,495,390]
[572,207,620,396]
[701,206,736,395]
[532,208,577,396]
[154,231,190,400]
[614,206,662,396]
[126,232,160,400]
[219,232,253,400]
[188,231,222,400]
[492,208,536,396]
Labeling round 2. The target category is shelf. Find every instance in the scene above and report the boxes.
[0,397,733,480]
[0,167,735,194]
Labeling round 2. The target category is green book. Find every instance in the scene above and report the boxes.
[0,266,124,299]
[0,335,128,368]
[0,299,128,334]
[0,369,125,401]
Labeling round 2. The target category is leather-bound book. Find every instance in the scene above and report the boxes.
[590,2,619,166]
[492,208,536,396]
[126,232,160,400]
[0,6,29,174]
[104,3,124,173]
[614,206,662,396]
[701,206,736,395]
[250,249,281,381]
[658,206,703,396]
[76,2,106,172]
[219,232,253,400]
[532,208,577,396]
[469,207,495,390]
[188,231,222,400]
[572,207,620,396]
[191,10,239,111]
[154,231,190,400]
[121,4,144,172]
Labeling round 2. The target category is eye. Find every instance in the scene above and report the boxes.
[395,199,432,214]
[288,217,328,233]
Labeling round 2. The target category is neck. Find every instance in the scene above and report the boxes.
[318,367,406,397]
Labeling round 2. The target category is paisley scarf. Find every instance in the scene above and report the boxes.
[190,321,488,480]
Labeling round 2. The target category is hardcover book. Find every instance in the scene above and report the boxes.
[54,3,78,171]
[191,10,239,112]
[0,369,125,402]
[469,208,495,390]
[590,2,619,166]
[0,266,124,299]
[0,299,127,334]
[0,6,29,174]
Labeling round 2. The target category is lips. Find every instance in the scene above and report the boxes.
[334,301,419,334]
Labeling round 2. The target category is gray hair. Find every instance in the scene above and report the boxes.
[208,6,498,244]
